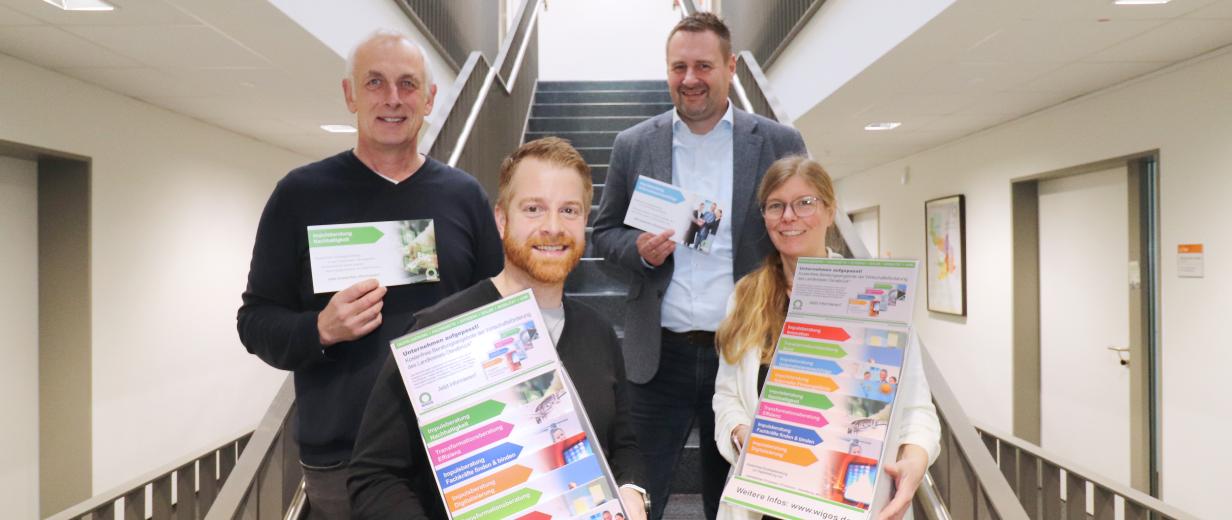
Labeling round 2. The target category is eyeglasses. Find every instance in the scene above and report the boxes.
[761,196,823,219]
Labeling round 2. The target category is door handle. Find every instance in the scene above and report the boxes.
[1107,346,1130,366]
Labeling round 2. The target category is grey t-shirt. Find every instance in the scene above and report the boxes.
[541,305,565,344]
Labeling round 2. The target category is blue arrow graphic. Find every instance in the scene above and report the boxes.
[436,442,524,488]
[634,178,686,203]
[774,353,843,375]
[753,419,823,446]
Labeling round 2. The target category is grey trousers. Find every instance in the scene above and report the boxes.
[301,461,351,520]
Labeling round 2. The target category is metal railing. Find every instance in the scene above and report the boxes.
[202,377,299,520]
[921,346,1031,520]
[440,0,541,197]
[975,427,1199,520]
[395,0,500,72]
[720,0,827,70]
[46,431,253,520]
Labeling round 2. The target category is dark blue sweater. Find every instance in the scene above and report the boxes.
[238,151,503,465]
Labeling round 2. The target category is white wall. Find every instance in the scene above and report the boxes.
[830,48,1232,519]
[0,155,39,519]
[538,0,682,81]
[266,0,460,136]
[766,0,954,121]
[0,53,309,494]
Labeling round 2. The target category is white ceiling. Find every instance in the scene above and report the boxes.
[0,0,358,158]
[795,0,1232,179]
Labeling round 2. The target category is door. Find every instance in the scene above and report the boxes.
[1038,166,1131,483]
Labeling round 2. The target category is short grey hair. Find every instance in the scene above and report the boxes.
[344,29,434,88]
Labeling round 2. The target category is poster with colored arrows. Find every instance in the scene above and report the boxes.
[722,258,920,520]
[389,289,628,520]
[307,219,439,293]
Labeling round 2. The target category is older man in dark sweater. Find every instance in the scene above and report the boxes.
[349,138,649,520]
[237,31,502,519]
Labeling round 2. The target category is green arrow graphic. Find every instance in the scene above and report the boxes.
[423,400,506,442]
[874,283,893,289]
[763,384,834,410]
[307,226,385,247]
[455,488,542,520]
[777,338,847,359]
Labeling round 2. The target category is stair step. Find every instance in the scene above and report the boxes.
[537,80,668,92]
[528,116,647,133]
[535,90,672,104]
[592,183,603,204]
[590,165,607,184]
[533,102,673,118]
[580,147,611,165]
[525,131,618,148]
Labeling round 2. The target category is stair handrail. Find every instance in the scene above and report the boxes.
[204,376,298,520]
[974,425,1200,520]
[919,343,1031,520]
[445,0,541,169]
[44,430,253,520]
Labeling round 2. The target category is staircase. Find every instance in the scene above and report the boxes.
[529,80,704,518]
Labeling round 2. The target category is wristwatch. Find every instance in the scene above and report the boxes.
[620,483,651,514]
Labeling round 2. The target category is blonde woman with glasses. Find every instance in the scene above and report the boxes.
[712,156,940,520]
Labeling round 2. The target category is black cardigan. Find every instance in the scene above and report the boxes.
[348,279,645,519]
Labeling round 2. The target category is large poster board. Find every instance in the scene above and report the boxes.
[389,290,629,520]
[721,259,920,520]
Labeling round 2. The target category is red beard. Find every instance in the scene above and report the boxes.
[503,232,583,284]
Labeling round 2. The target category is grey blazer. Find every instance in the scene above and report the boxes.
[592,108,807,384]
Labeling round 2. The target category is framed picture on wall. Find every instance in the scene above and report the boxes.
[924,195,966,316]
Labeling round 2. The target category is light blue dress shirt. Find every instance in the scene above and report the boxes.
[661,103,736,333]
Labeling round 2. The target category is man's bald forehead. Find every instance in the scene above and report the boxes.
[345,30,433,85]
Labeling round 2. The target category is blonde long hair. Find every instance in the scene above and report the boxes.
[716,156,836,364]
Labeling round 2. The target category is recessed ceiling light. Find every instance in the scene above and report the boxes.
[1114,0,1170,5]
[320,124,357,133]
[41,0,116,11]
[864,122,901,131]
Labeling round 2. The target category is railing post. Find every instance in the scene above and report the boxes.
[153,474,173,519]
[122,487,145,520]
[175,462,196,520]
[1017,452,1040,520]
[1065,472,1086,520]
[1041,462,1062,519]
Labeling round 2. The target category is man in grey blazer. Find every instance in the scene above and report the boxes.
[591,12,807,520]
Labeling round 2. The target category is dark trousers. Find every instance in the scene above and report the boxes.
[301,460,351,520]
[630,330,729,520]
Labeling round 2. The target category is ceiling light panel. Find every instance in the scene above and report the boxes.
[42,0,116,11]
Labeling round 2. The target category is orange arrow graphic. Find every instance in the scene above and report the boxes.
[747,437,819,467]
[768,369,839,392]
[444,464,534,511]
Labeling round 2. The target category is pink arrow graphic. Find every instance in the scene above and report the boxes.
[428,420,514,465]
[757,402,829,429]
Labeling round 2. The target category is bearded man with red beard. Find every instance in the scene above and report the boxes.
[349,138,650,520]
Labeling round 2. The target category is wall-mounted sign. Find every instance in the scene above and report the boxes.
[1178,244,1204,278]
